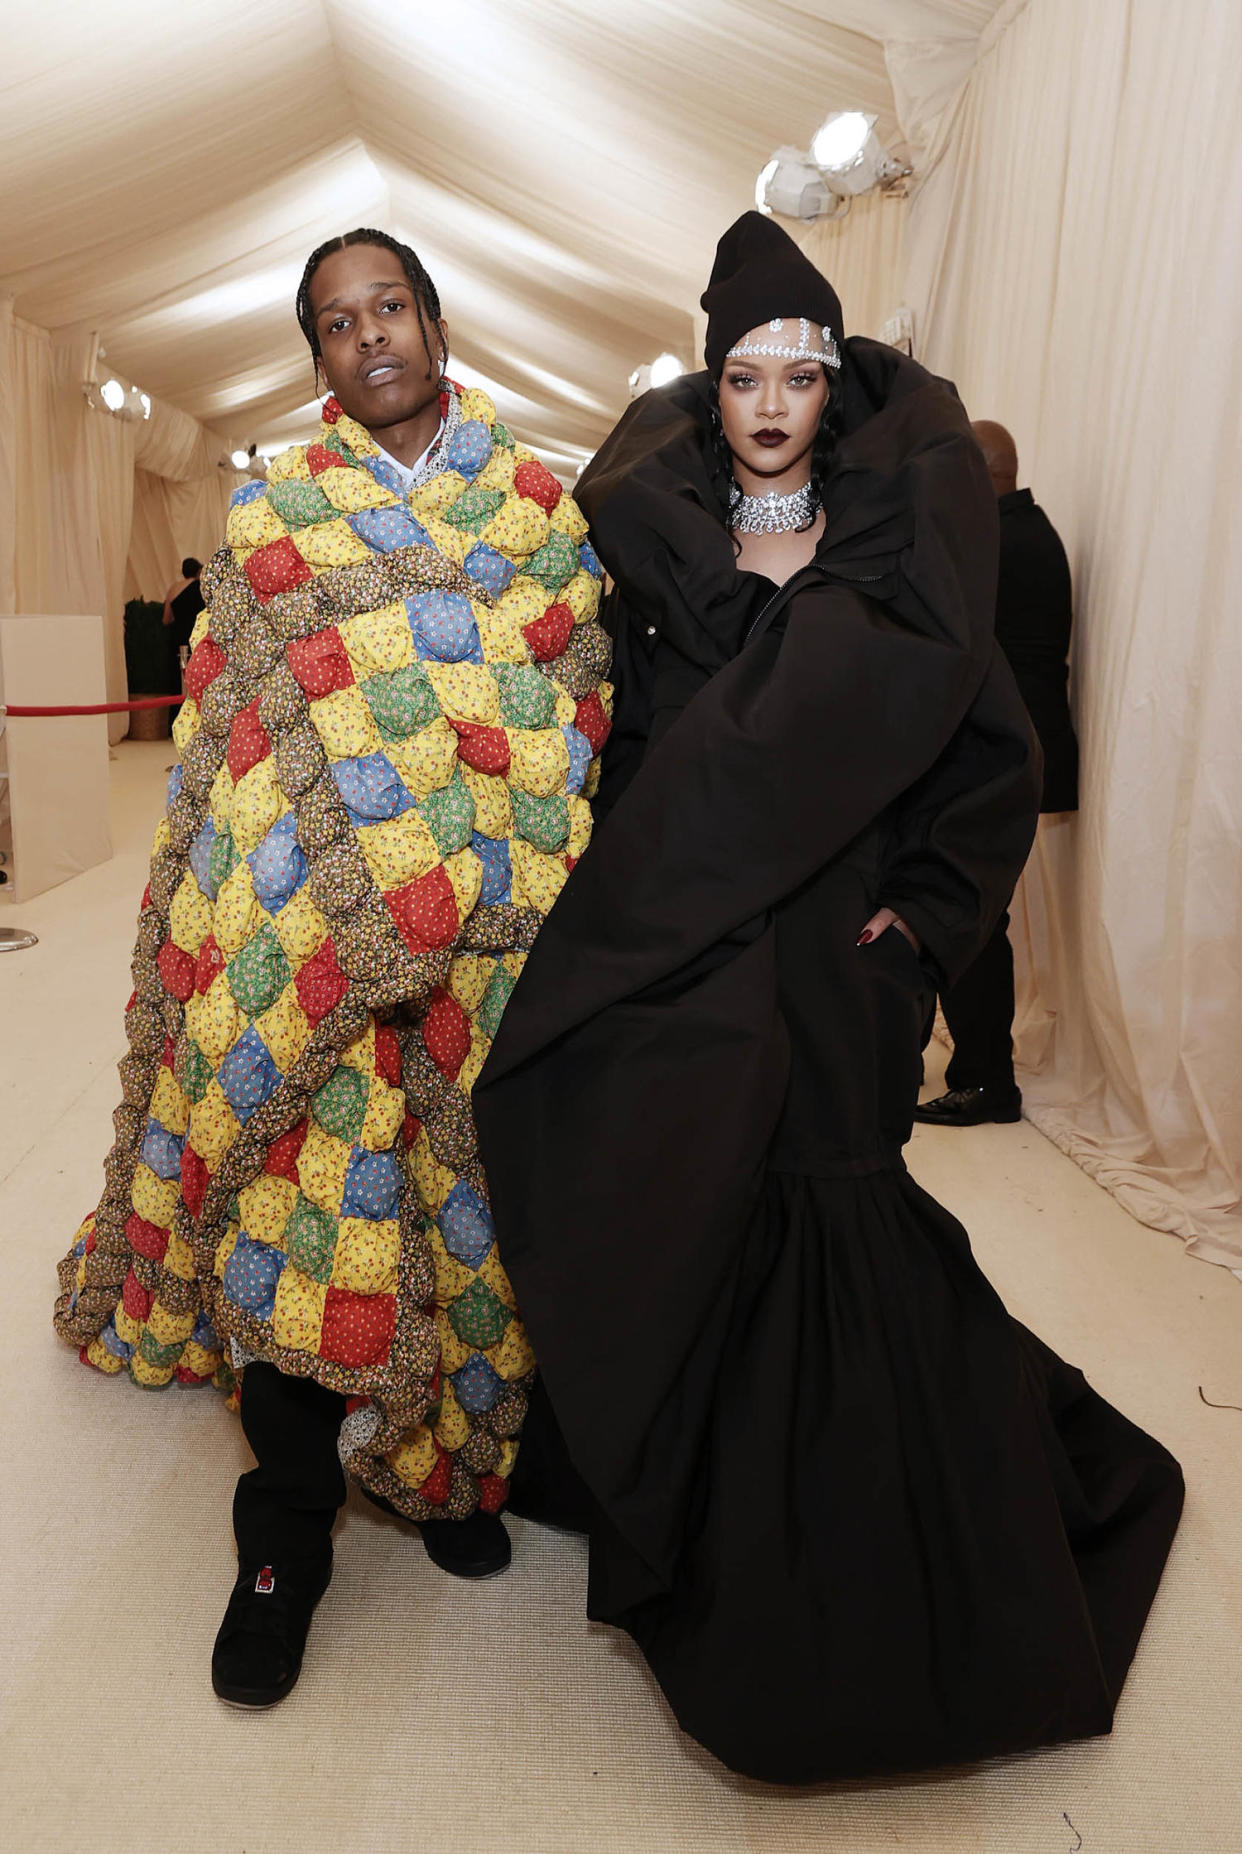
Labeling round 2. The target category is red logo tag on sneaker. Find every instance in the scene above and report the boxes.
[255,1566,275,1595]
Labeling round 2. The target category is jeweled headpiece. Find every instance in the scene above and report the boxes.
[725,316,842,371]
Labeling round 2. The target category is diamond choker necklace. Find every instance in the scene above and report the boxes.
[732,480,815,535]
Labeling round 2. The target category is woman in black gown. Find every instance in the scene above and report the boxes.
[473,213,1183,1784]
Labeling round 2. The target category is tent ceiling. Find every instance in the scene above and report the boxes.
[0,0,1002,469]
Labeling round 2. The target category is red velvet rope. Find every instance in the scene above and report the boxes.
[1,695,185,717]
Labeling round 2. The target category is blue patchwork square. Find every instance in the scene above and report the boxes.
[471,831,512,905]
[223,1232,286,1317]
[437,1179,495,1269]
[248,811,308,912]
[451,1352,504,1414]
[350,505,434,554]
[578,540,602,578]
[140,1120,185,1182]
[191,1310,221,1351]
[444,419,494,481]
[330,753,414,824]
[361,453,407,496]
[341,1147,401,1221]
[405,590,482,664]
[463,543,518,597]
[230,479,267,509]
[101,1320,134,1361]
[188,819,218,901]
[217,1027,282,1122]
[562,723,592,796]
[166,764,183,809]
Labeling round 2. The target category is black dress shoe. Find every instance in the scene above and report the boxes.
[211,1550,333,1708]
[913,1085,1022,1127]
[361,1486,512,1579]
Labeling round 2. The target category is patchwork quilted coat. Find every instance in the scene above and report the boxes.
[55,382,610,1521]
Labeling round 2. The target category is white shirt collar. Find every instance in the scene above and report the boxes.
[373,417,445,490]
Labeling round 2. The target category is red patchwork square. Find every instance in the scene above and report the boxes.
[195,935,224,995]
[419,1446,451,1506]
[523,601,575,662]
[385,866,459,954]
[226,700,272,783]
[401,1110,422,1149]
[322,397,343,425]
[574,691,611,756]
[374,1023,402,1086]
[126,1212,169,1263]
[265,1118,308,1179]
[244,535,314,603]
[181,1145,208,1218]
[157,939,196,1003]
[306,443,338,477]
[294,937,349,1025]
[319,1287,396,1367]
[513,458,563,514]
[122,1269,153,1323]
[423,987,471,1081]
[183,635,226,703]
[477,1472,509,1514]
[286,628,355,699]
[449,718,511,776]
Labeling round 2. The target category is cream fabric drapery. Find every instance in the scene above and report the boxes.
[900,0,1242,1267]
[794,188,909,341]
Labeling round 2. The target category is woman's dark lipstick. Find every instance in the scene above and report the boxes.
[753,429,788,447]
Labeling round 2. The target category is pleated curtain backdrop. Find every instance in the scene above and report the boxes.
[901,0,1242,1267]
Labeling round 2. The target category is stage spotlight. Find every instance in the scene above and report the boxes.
[649,353,684,388]
[230,447,251,470]
[100,378,125,411]
[810,110,911,196]
[754,146,843,221]
[139,393,151,420]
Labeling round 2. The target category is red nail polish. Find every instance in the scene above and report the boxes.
[857,928,874,945]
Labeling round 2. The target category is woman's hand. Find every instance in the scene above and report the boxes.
[857,906,920,953]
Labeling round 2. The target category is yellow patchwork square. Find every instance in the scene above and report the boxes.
[130,1352,175,1389]
[309,686,383,761]
[409,471,468,519]
[151,1066,190,1138]
[478,1247,518,1310]
[271,888,330,969]
[181,1339,219,1378]
[186,974,243,1066]
[213,1224,240,1279]
[553,689,576,727]
[458,387,494,425]
[481,497,547,560]
[460,767,513,838]
[340,1021,374,1074]
[151,817,171,857]
[255,984,313,1072]
[172,698,200,755]
[510,839,568,914]
[427,1225,475,1306]
[476,604,530,664]
[486,1318,536,1381]
[388,717,458,798]
[410,1129,456,1215]
[340,603,412,677]
[356,810,440,890]
[389,1423,438,1488]
[189,610,211,651]
[360,1080,404,1154]
[496,578,548,631]
[270,1268,328,1354]
[434,1306,472,1373]
[448,954,491,1016]
[226,494,286,551]
[457,1023,490,1099]
[209,762,235,833]
[315,464,389,514]
[443,846,482,920]
[416,514,467,566]
[425,662,500,725]
[475,448,516,495]
[331,1217,400,1295]
[266,445,312,484]
[169,871,212,955]
[115,1306,142,1346]
[567,794,592,859]
[212,860,260,961]
[147,1301,196,1346]
[496,1437,519,1478]
[509,727,570,797]
[298,1120,351,1215]
[563,567,601,623]
[131,1162,179,1231]
[190,1080,242,1170]
[548,495,588,546]
[230,761,284,856]
[84,1337,124,1376]
[238,1173,299,1247]
[165,1228,196,1281]
[299,516,373,570]
[432,1382,471,1451]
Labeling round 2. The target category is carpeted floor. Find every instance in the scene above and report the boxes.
[2,740,1238,1854]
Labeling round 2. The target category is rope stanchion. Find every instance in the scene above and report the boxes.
[0,695,185,718]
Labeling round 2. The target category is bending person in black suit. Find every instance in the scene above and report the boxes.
[916,420,1079,1128]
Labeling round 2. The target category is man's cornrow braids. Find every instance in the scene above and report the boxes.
[295,228,447,387]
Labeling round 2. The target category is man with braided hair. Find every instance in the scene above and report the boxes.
[55,230,611,1706]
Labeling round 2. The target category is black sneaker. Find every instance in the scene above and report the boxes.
[361,1486,512,1579]
[913,1085,1022,1127]
[211,1551,333,1708]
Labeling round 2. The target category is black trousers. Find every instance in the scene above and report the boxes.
[940,909,1018,1095]
[234,1361,348,1563]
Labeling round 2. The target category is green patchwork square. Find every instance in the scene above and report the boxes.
[490,421,515,451]
[421,770,476,857]
[511,789,569,854]
[476,964,516,1043]
[176,1036,213,1106]
[524,529,578,596]
[362,664,441,740]
[448,1277,512,1350]
[209,827,240,895]
[311,1064,369,1144]
[493,663,556,729]
[226,923,291,1018]
[442,485,506,536]
[136,1330,183,1370]
[284,1195,339,1284]
[324,431,360,468]
[266,480,336,530]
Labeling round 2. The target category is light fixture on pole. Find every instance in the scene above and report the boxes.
[755,113,911,223]
[628,352,685,398]
[755,146,848,222]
